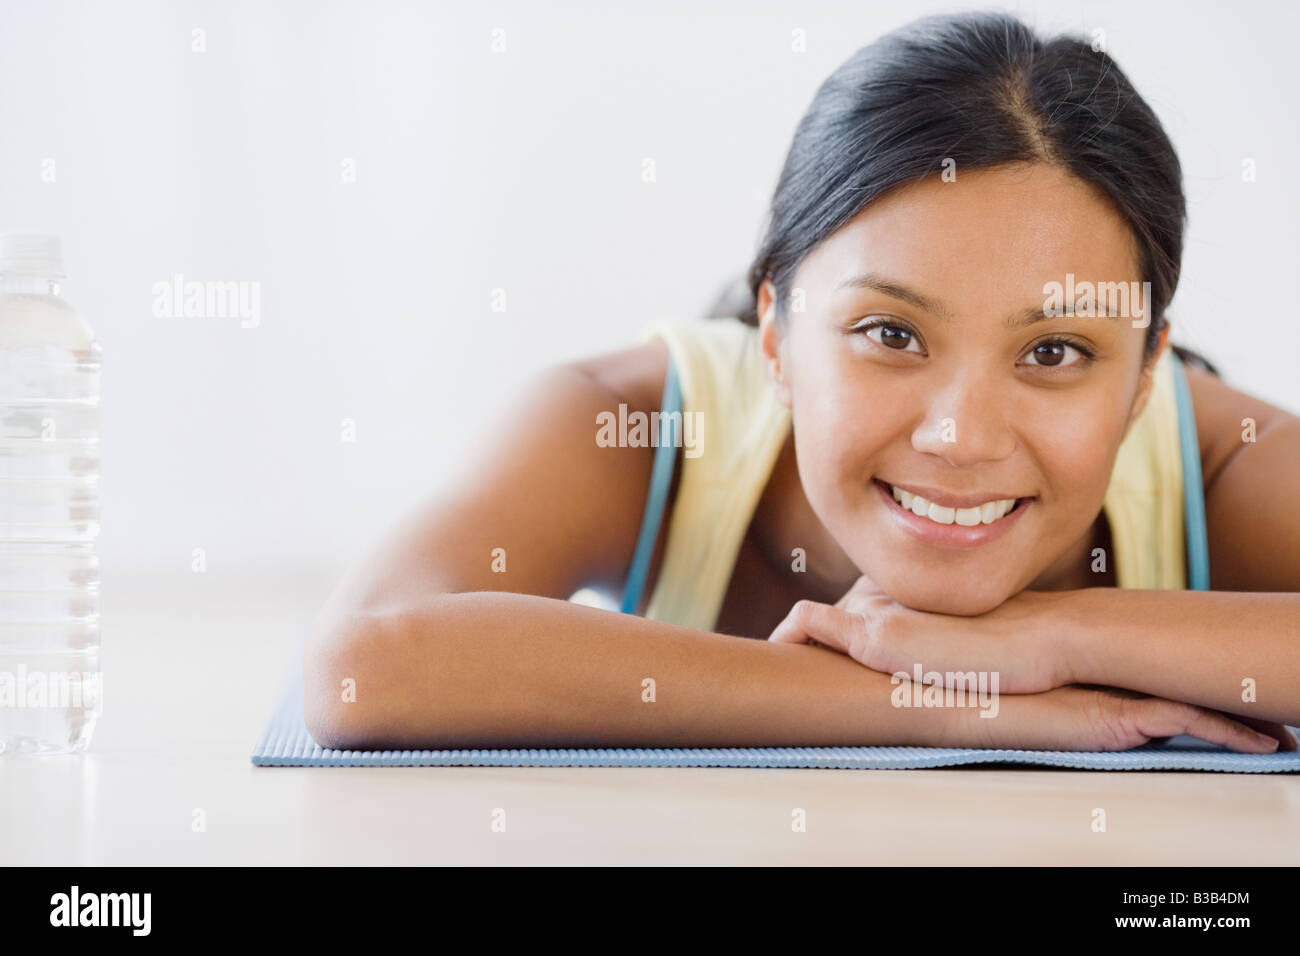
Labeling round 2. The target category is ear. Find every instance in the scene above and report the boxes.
[1123,320,1172,438]
[757,277,793,408]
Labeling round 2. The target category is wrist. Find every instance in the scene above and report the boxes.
[1055,588,1102,685]
[931,687,999,749]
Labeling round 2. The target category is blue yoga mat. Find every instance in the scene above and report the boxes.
[252,669,1300,772]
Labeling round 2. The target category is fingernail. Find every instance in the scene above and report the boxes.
[1258,734,1279,751]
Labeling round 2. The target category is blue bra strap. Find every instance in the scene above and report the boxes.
[1170,351,1211,590]
[619,357,682,615]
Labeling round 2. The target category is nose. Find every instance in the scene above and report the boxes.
[910,370,1018,467]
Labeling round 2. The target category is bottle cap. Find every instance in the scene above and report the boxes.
[0,234,65,279]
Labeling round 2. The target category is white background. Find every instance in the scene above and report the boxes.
[1,0,1296,587]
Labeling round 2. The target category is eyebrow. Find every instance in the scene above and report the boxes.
[835,272,1117,329]
[837,273,954,323]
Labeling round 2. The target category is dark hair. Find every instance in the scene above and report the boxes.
[714,11,1218,375]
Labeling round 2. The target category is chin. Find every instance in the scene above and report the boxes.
[883,577,1011,617]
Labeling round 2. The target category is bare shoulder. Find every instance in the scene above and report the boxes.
[1184,363,1298,487]
[567,336,670,419]
[1184,363,1300,590]
[314,334,676,624]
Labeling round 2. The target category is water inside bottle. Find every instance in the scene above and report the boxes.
[0,333,100,754]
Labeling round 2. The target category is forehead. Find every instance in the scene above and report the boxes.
[797,163,1140,311]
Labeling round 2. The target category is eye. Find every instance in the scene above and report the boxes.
[1020,338,1095,369]
[852,317,924,354]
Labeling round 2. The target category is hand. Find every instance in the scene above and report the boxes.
[969,684,1297,754]
[768,573,1076,694]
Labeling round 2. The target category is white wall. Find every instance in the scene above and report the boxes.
[1,0,1296,579]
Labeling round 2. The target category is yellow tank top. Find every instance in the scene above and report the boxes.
[635,316,1192,631]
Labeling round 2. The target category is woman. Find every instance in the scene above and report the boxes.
[304,12,1300,754]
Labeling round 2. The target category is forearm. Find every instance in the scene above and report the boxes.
[304,591,959,750]
[1063,589,1300,726]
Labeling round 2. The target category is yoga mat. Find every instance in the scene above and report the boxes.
[252,669,1300,772]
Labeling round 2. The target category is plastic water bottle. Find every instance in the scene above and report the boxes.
[0,235,101,754]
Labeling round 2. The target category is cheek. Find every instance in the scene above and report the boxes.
[1023,393,1132,502]
[788,377,891,501]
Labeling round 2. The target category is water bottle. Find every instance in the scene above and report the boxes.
[0,235,101,754]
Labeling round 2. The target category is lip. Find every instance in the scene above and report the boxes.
[874,478,1031,550]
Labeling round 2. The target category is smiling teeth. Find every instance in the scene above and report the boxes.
[890,485,1018,526]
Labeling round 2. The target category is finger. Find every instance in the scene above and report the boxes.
[1184,710,1282,754]
[767,601,814,645]
[768,600,855,655]
[1132,700,1281,754]
[1230,714,1299,752]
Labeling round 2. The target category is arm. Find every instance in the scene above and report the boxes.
[1064,397,1300,725]
[1060,588,1300,727]
[307,590,1280,752]
[763,592,1291,752]
[305,592,960,749]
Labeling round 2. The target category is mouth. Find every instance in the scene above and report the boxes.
[873,478,1033,549]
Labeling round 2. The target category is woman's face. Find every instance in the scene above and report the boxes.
[759,162,1168,615]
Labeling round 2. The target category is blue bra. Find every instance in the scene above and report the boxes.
[621,350,1210,614]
